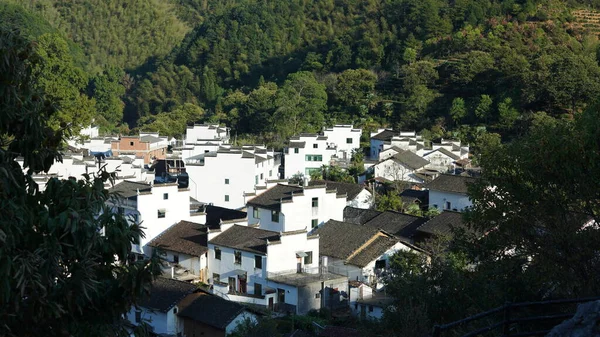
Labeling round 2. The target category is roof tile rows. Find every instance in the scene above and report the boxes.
[141,277,198,312]
[246,184,305,211]
[427,174,478,194]
[147,221,208,256]
[208,225,281,254]
[177,291,248,330]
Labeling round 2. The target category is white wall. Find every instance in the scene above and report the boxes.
[429,190,472,212]
[266,232,319,274]
[348,189,373,209]
[208,244,264,295]
[373,160,422,183]
[127,307,181,335]
[225,311,258,335]
[322,125,362,158]
[284,135,336,179]
[423,150,456,172]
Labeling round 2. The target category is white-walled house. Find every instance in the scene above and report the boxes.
[207,224,347,315]
[284,125,362,179]
[147,220,209,283]
[427,174,477,212]
[245,182,346,232]
[349,284,394,321]
[371,150,430,184]
[180,124,231,160]
[107,181,198,255]
[308,180,373,209]
[184,146,281,208]
[315,220,423,286]
[126,277,198,336]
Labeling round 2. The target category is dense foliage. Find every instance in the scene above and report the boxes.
[4,0,600,144]
[0,25,160,337]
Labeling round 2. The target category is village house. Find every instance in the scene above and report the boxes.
[315,220,423,286]
[111,132,169,164]
[177,290,258,337]
[107,180,199,255]
[343,206,427,240]
[245,182,347,232]
[427,174,477,212]
[207,223,348,315]
[126,277,198,336]
[179,123,231,160]
[307,180,373,209]
[348,283,394,321]
[183,145,281,208]
[413,210,466,244]
[284,125,362,180]
[369,150,430,184]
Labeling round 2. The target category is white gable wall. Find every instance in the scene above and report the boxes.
[429,190,472,212]
[373,159,422,183]
[348,189,373,209]
[225,311,258,335]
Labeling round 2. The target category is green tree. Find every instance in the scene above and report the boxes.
[474,94,492,122]
[0,26,160,337]
[274,71,327,140]
[89,66,126,132]
[450,97,467,125]
[138,103,204,138]
[375,192,403,212]
[497,97,519,129]
[335,69,378,116]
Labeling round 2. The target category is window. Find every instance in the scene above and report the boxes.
[204,150,209,153]
[311,219,318,228]
[313,143,318,149]
[225,178,229,184]
[214,247,221,260]
[304,251,313,265]
[346,138,353,144]
[130,141,134,146]
[254,283,262,296]
[253,208,259,219]
[260,173,263,180]
[312,197,318,207]
[163,193,168,200]
[369,305,374,312]
[305,155,323,162]
[135,310,141,323]
[255,255,262,269]
[117,207,125,215]
[315,293,321,299]
[445,201,451,210]
[271,210,280,223]
[173,254,179,264]
[213,273,220,283]
[375,260,386,269]
[157,209,166,218]
[234,251,242,265]
[294,148,299,154]
[173,308,178,314]
[269,170,272,177]
[225,195,229,202]
[255,175,258,185]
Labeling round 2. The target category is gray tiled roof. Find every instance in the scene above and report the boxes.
[288,142,306,149]
[391,150,429,170]
[204,205,247,230]
[108,180,151,199]
[147,221,208,256]
[246,184,304,211]
[141,277,197,312]
[427,174,477,194]
[346,235,399,268]
[308,180,365,200]
[343,207,382,225]
[208,225,280,254]
[178,291,247,330]
[314,220,379,260]
[417,211,465,236]
[371,130,396,141]
[363,211,427,238]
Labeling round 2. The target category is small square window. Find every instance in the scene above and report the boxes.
[173,254,179,263]
[215,247,221,260]
[253,208,259,219]
[260,173,263,180]
[312,197,318,207]
[204,150,209,153]
[271,210,280,223]
[269,170,272,177]
[294,148,299,154]
[311,219,318,228]
[445,201,451,210]
[163,193,168,200]
[130,141,134,146]
[225,178,229,184]
[255,255,262,269]
[173,307,178,314]
[225,195,229,202]
[313,144,318,149]
[157,209,166,218]
[346,138,353,144]
[304,251,313,265]
[135,310,142,323]
[234,251,242,265]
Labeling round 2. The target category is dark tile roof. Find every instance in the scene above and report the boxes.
[391,150,429,170]
[400,189,428,205]
[177,292,247,330]
[426,174,477,194]
[246,184,304,211]
[308,180,365,200]
[343,207,382,225]
[147,221,208,256]
[208,225,280,254]
[283,330,313,337]
[371,130,396,141]
[363,211,427,238]
[417,211,465,236]
[108,180,151,199]
[141,277,197,312]
[346,235,400,268]
[203,205,247,230]
[314,220,379,260]
[319,326,361,337]
[437,147,461,160]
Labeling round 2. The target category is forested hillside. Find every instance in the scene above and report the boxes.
[4,0,600,145]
